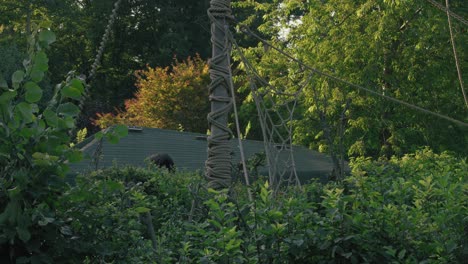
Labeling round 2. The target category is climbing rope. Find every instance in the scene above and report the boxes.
[77,0,122,119]
[426,0,468,26]
[444,0,468,109]
[70,0,122,164]
[205,0,234,189]
[227,29,304,190]
[226,44,253,201]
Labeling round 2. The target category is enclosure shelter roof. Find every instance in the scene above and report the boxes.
[69,127,341,183]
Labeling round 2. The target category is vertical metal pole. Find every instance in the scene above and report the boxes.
[205,0,233,189]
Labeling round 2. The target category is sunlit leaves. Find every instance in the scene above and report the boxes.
[236,0,467,157]
[93,55,210,133]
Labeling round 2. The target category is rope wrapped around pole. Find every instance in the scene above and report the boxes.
[205,0,234,189]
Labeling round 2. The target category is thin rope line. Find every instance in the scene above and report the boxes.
[239,26,468,128]
[426,0,468,26]
[225,30,253,201]
[445,0,468,109]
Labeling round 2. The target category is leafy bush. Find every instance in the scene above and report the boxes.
[0,25,128,263]
[151,148,466,263]
[51,166,203,263]
[6,147,455,263]
[345,148,467,263]
[0,24,86,263]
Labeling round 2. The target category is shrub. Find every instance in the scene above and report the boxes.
[52,166,203,263]
[153,148,467,263]
[0,24,85,263]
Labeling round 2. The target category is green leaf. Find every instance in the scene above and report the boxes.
[25,82,43,103]
[61,85,81,99]
[64,116,75,128]
[16,102,34,123]
[0,90,17,103]
[43,108,58,127]
[38,30,56,45]
[114,124,128,137]
[12,70,25,88]
[398,249,406,260]
[70,78,85,93]
[30,69,44,83]
[106,133,119,144]
[34,51,48,72]
[19,127,33,138]
[16,227,31,242]
[57,102,80,117]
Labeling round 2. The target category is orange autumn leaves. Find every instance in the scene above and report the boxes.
[94,55,210,133]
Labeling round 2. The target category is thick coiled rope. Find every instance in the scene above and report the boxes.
[77,0,122,119]
[205,0,234,189]
[71,0,122,136]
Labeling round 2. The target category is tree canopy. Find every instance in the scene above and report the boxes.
[0,0,212,131]
[233,0,468,158]
[0,0,466,157]
[93,55,210,133]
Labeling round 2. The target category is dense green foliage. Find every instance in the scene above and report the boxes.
[2,0,465,157]
[0,25,127,263]
[52,167,200,263]
[1,1,467,263]
[160,149,467,263]
[11,149,463,263]
[233,0,468,158]
[0,24,86,262]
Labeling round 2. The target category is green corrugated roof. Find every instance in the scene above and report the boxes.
[70,127,341,182]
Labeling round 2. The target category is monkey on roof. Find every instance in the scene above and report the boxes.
[148,153,175,172]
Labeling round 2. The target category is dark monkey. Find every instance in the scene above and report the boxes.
[148,153,175,172]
